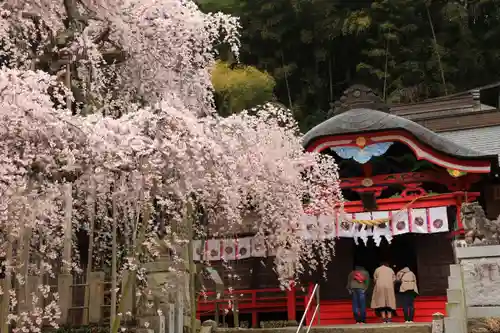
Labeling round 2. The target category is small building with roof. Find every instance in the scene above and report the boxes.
[196,84,500,327]
[300,84,499,325]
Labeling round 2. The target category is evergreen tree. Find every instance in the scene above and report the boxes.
[199,0,500,128]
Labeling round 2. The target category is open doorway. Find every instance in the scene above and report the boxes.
[353,234,418,276]
[353,234,418,307]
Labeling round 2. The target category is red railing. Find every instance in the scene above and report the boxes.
[198,286,448,327]
[301,283,320,330]
[197,286,306,327]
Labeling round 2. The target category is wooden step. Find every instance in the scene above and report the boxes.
[217,323,432,333]
[308,297,446,326]
[317,317,435,325]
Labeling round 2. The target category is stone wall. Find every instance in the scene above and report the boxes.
[456,245,500,316]
[461,258,500,307]
[444,245,500,333]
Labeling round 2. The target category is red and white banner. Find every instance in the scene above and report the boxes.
[251,236,267,257]
[428,206,448,233]
[318,214,336,239]
[301,214,318,240]
[338,212,355,238]
[237,237,252,259]
[372,211,392,245]
[392,210,410,235]
[193,206,451,261]
[410,208,428,234]
[221,239,237,261]
[353,212,371,246]
[300,206,450,245]
[193,240,206,261]
[207,239,221,261]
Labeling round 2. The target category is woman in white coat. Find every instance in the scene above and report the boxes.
[396,266,419,323]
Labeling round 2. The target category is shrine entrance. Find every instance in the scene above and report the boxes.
[352,234,419,309]
[195,85,499,326]
[353,233,418,278]
[301,85,497,323]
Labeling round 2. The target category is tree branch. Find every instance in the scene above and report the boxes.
[64,0,85,28]
[94,27,111,45]
[102,49,128,64]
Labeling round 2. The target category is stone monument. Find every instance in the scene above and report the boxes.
[460,202,500,246]
[138,255,188,333]
[444,202,500,333]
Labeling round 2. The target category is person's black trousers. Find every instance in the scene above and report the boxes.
[401,291,416,321]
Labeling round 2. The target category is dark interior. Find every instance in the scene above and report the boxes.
[351,234,419,308]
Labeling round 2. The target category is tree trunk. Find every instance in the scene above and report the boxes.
[110,178,149,333]
[1,229,13,333]
[110,191,118,332]
[84,178,96,324]
[63,183,73,273]
[186,202,197,333]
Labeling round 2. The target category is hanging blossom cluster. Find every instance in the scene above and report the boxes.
[212,108,343,279]
[0,0,342,331]
[0,0,239,115]
[0,68,90,331]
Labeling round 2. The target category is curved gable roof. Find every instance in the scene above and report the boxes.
[302,108,496,161]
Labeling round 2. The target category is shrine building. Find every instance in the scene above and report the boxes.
[196,85,500,327]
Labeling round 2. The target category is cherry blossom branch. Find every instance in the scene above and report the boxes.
[0,2,342,332]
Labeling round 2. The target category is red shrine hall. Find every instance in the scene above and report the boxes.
[196,85,499,326]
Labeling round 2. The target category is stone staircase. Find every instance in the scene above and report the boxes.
[215,323,432,333]
[444,263,466,333]
[314,297,446,324]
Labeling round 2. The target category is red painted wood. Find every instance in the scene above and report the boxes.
[197,287,446,325]
[251,292,257,327]
[340,171,480,191]
[456,196,464,230]
[287,281,296,321]
[400,183,426,198]
[304,130,492,172]
[352,186,387,197]
[315,296,446,324]
[197,287,306,327]
[342,191,479,213]
[304,192,478,217]
[362,163,373,177]
[305,283,313,325]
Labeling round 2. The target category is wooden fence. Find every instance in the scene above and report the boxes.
[0,271,113,333]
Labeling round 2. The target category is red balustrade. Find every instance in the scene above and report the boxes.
[198,286,447,327]
[197,286,306,327]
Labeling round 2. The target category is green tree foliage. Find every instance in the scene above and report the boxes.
[199,0,500,129]
[211,61,276,116]
[356,0,500,103]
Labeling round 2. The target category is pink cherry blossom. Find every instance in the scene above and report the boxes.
[0,0,342,331]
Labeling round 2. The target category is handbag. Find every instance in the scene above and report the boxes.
[353,271,366,283]
[394,272,406,291]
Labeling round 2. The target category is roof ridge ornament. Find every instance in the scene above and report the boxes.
[332,84,389,116]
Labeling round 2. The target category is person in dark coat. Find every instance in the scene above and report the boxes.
[347,266,370,324]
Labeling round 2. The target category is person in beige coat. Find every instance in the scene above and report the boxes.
[371,261,396,323]
[396,266,419,323]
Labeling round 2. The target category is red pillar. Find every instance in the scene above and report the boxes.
[456,197,463,230]
[251,291,258,328]
[305,283,314,325]
[287,281,296,321]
